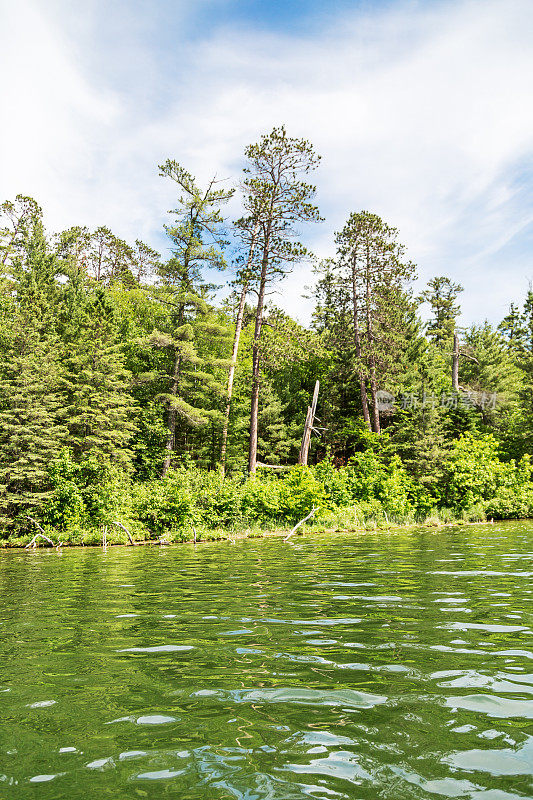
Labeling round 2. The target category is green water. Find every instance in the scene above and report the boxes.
[0,524,532,799]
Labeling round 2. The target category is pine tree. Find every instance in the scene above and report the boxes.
[59,282,137,466]
[419,276,463,347]
[242,126,322,473]
[311,259,365,460]
[153,161,234,475]
[334,211,416,434]
[0,311,66,524]
[0,212,66,524]
[498,290,533,456]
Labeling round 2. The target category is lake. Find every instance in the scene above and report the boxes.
[0,524,532,798]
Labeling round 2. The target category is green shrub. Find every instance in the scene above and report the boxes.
[188,471,245,527]
[10,434,533,544]
[131,470,191,536]
[278,467,328,522]
[445,434,533,511]
[344,450,385,502]
[312,458,351,507]
[43,449,128,530]
[242,475,282,521]
[376,456,415,516]
[483,486,533,519]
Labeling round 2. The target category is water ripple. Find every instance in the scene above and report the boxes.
[0,522,531,798]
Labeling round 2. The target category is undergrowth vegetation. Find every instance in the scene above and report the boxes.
[6,432,532,546]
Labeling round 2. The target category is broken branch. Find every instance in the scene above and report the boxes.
[283,506,318,542]
[112,521,135,545]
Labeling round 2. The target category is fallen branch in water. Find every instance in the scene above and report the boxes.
[25,515,47,536]
[25,516,62,549]
[283,507,318,542]
[112,521,135,545]
[26,532,56,549]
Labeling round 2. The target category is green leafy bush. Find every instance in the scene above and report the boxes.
[131,470,191,536]
[445,434,533,512]
[483,486,533,519]
[312,457,351,507]
[278,467,328,522]
[242,475,282,521]
[188,471,245,527]
[44,449,126,530]
[9,434,533,544]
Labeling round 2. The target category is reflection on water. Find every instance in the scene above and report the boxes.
[0,523,532,798]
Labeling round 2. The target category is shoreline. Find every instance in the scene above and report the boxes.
[0,517,511,551]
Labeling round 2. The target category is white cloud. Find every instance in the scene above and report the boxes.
[1,0,532,325]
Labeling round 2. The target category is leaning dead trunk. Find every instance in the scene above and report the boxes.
[299,380,320,466]
[452,331,459,391]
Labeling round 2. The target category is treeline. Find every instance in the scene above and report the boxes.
[1,126,533,544]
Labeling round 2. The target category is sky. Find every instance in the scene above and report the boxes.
[1,0,532,326]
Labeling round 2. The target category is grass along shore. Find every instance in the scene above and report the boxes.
[2,505,506,549]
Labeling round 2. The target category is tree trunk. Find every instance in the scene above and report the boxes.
[368,352,380,434]
[248,229,271,475]
[365,249,381,434]
[161,345,180,477]
[220,223,259,475]
[299,380,320,466]
[248,293,264,475]
[452,331,459,391]
[220,281,247,475]
[161,277,189,478]
[351,253,371,431]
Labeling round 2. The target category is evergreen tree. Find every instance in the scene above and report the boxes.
[312,259,366,461]
[0,309,66,524]
[419,276,463,347]
[498,288,533,456]
[334,211,416,434]
[59,282,137,466]
[153,161,234,475]
[241,126,322,473]
[0,215,66,524]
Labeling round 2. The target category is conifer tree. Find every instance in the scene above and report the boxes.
[242,126,322,473]
[497,290,533,457]
[335,211,416,434]
[499,302,526,350]
[154,161,234,475]
[419,276,463,347]
[59,282,137,466]
[311,259,364,459]
[0,213,66,524]
[0,311,66,524]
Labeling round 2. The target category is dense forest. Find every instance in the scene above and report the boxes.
[2,127,533,545]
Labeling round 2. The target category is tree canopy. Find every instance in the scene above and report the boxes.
[2,129,533,543]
